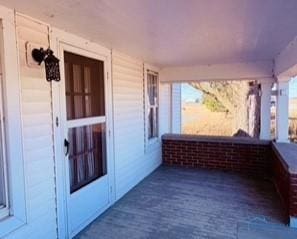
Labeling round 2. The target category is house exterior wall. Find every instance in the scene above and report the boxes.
[3,14,57,239]
[112,52,171,199]
[159,83,172,134]
[171,83,181,134]
[2,9,173,238]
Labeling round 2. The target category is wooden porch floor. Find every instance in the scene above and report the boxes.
[76,166,287,239]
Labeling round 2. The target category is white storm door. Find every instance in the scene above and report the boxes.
[63,51,110,235]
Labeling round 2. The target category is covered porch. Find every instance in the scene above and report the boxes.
[0,1,297,239]
[76,166,294,239]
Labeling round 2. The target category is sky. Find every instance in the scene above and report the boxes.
[182,79,297,102]
[181,83,202,102]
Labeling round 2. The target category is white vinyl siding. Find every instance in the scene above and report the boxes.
[0,7,174,238]
[159,83,172,135]
[112,51,146,198]
[172,83,182,133]
[2,14,57,239]
[112,52,171,199]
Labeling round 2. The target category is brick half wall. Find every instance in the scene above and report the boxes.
[272,143,297,221]
[162,134,297,227]
[162,134,271,177]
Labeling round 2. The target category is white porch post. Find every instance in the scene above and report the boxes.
[260,80,273,140]
[275,77,290,142]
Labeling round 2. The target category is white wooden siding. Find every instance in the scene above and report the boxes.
[4,15,57,239]
[1,9,173,239]
[112,52,170,199]
[172,83,182,133]
[159,83,172,134]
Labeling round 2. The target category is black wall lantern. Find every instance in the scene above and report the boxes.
[32,48,61,82]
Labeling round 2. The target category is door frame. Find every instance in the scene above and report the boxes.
[50,28,115,238]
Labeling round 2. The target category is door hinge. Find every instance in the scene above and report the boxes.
[110,186,112,194]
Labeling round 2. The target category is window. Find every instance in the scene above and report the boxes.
[146,70,159,139]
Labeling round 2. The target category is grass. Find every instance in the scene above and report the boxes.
[182,98,297,143]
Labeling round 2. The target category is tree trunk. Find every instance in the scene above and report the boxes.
[190,80,261,138]
[231,81,250,136]
[247,82,261,138]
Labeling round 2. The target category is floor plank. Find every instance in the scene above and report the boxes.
[76,166,286,239]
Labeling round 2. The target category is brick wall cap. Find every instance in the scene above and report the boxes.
[162,134,271,146]
[272,142,297,174]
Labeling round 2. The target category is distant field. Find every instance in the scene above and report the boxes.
[182,98,297,142]
[289,98,297,118]
[182,102,233,136]
[289,98,297,142]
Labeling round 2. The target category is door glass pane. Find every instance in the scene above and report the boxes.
[73,64,82,93]
[68,123,107,193]
[64,52,105,120]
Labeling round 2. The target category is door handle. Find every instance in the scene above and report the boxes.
[64,139,70,156]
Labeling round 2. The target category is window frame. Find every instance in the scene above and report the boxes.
[0,6,26,237]
[144,64,160,145]
[0,72,9,218]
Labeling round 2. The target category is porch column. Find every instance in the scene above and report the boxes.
[276,77,290,142]
[260,80,273,140]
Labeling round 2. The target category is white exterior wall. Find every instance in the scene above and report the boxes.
[0,9,173,239]
[159,83,172,134]
[112,52,170,199]
[4,15,57,239]
[171,83,182,134]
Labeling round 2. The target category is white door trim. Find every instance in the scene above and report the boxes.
[67,116,106,129]
[50,28,115,238]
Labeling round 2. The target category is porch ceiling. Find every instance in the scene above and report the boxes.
[1,0,297,67]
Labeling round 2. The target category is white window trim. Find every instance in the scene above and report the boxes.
[144,64,160,147]
[0,71,9,218]
[0,6,26,237]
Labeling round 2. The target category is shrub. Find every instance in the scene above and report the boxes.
[202,94,227,112]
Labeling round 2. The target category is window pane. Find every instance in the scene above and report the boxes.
[73,64,82,93]
[148,108,153,139]
[152,75,158,102]
[64,51,105,120]
[147,73,155,105]
[68,123,107,193]
[154,107,159,137]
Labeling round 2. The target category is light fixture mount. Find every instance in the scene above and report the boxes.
[32,47,61,82]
